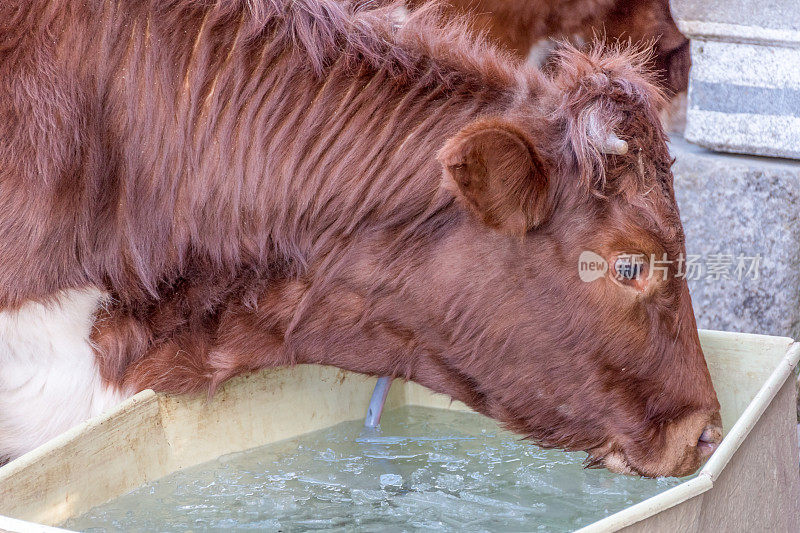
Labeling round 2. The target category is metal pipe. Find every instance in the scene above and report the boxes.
[364,377,393,428]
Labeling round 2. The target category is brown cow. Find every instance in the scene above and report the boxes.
[0,0,719,477]
[406,0,691,96]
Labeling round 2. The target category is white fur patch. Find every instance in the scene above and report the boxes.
[0,288,128,462]
[526,38,556,68]
[389,4,409,29]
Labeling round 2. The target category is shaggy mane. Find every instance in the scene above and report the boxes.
[149,0,531,93]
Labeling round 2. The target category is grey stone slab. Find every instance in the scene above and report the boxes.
[682,40,800,160]
[670,135,800,337]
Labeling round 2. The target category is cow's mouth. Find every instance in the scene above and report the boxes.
[600,451,638,476]
[584,450,639,476]
[585,433,716,478]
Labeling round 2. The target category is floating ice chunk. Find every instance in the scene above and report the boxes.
[379,473,403,488]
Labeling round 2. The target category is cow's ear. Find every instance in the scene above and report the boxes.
[439,118,550,236]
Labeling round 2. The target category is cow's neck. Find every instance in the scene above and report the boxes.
[84,1,549,394]
[0,0,540,308]
[92,3,522,296]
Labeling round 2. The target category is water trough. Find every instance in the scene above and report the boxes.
[0,330,798,531]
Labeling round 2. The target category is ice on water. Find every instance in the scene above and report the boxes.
[64,406,685,532]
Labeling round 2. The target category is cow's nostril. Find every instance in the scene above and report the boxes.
[697,424,722,459]
[699,424,722,445]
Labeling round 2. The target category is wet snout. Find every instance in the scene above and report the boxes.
[659,411,723,477]
[605,410,723,478]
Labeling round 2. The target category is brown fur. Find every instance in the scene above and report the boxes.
[1,0,717,477]
[406,0,691,95]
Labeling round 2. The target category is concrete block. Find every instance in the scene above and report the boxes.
[670,135,800,337]
[672,0,800,160]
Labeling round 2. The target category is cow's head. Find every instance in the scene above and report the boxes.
[600,0,691,94]
[423,46,719,477]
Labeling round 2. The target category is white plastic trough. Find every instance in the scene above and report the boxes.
[0,330,798,532]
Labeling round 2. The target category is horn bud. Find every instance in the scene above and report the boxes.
[600,133,628,155]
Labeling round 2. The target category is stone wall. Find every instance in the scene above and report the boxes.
[669,0,800,337]
[671,136,800,337]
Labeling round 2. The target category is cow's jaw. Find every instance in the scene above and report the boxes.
[0,288,128,464]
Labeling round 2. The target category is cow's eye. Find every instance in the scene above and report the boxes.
[614,256,645,280]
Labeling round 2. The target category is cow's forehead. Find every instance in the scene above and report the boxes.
[618,189,685,254]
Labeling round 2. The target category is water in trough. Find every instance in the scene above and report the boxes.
[64,406,686,532]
